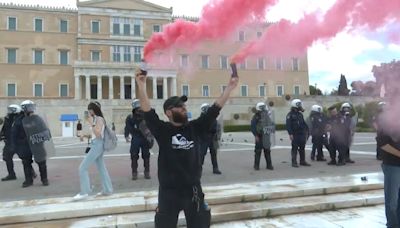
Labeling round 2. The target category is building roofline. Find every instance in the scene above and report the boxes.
[0,2,77,13]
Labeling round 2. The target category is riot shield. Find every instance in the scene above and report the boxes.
[22,114,55,162]
[261,110,276,149]
[350,112,359,146]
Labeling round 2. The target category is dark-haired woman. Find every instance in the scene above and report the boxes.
[73,102,113,201]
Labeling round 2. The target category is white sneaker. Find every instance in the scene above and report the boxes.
[72,193,88,201]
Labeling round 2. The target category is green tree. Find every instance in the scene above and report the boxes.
[309,85,322,95]
[338,74,350,96]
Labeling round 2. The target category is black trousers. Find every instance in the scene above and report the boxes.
[200,140,219,169]
[254,137,272,168]
[291,135,306,164]
[130,137,150,172]
[155,187,211,228]
[327,138,347,162]
[311,135,325,159]
[19,148,47,183]
[2,144,16,176]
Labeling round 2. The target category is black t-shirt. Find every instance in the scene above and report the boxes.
[144,104,221,191]
[377,131,400,166]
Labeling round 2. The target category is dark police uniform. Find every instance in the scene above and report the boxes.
[251,110,274,170]
[286,109,309,167]
[309,112,328,161]
[125,109,151,179]
[144,104,220,228]
[0,113,18,180]
[328,112,351,165]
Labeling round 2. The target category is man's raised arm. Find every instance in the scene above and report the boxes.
[135,74,151,112]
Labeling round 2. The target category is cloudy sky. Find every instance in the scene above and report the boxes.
[2,0,399,94]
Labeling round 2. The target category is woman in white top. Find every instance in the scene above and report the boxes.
[73,102,113,201]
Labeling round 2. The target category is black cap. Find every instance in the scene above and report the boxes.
[163,95,188,112]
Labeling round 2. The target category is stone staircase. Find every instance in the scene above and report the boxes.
[0,172,384,227]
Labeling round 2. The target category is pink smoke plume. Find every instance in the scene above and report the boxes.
[231,0,400,63]
[143,0,278,62]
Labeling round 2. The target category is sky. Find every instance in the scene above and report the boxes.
[2,0,399,94]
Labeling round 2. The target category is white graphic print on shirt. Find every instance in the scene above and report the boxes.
[171,134,194,150]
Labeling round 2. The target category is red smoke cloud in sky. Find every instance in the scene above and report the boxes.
[143,0,277,61]
[231,0,400,63]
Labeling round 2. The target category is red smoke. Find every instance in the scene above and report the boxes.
[231,0,400,63]
[143,0,278,62]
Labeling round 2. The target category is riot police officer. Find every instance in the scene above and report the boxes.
[11,100,48,187]
[125,99,152,180]
[200,103,222,174]
[340,103,355,164]
[251,102,274,170]
[309,105,327,161]
[0,105,22,181]
[286,99,310,167]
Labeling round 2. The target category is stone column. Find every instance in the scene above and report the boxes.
[85,75,90,100]
[120,76,125,99]
[109,76,114,99]
[74,75,80,100]
[131,76,136,99]
[172,77,177,96]
[163,77,168,99]
[152,77,157,99]
[97,76,102,100]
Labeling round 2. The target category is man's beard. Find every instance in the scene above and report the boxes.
[172,111,188,124]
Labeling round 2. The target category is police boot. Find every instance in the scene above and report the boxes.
[131,159,138,180]
[345,150,355,163]
[1,160,16,181]
[38,161,49,186]
[22,161,33,188]
[264,149,274,170]
[254,150,261,170]
[144,158,151,180]
[299,149,311,166]
[211,151,222,174]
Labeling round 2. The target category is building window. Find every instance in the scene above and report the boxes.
[240,85,248,97]
[133,19,141,36]
[134,46,142,62]
[123,24,130,35]
[182,84,189,96]
[59,84,68,97]
[8,17,16,31]
[202,85,210,97]
[34,83,43,97]
[124,46,131,62]
[292,58,299,71]
[294,85,300,95]
[276,57,283,70]
[257,31,262,38]
[113,23,120,35]
[181,54,188,67]
[239,59,246,70]
[113,46,121,62]
[201,55,209,69]
[239,31,245,41]
[221,85,227,93]
[59,50,69,65]
[153,25,161,33]
[60,20,68,32]
[91,20,100,33]
[91,51,100,62]
[259,85,266,97]
[34,50,43,64]
[276,85,284,96]
[7,83,16,97]
[257,58,265,70]
[220,56,228,69]
[7,48,16,64]
[34,18,43,32]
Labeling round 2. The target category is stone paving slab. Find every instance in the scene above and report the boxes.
[3,190,384,228]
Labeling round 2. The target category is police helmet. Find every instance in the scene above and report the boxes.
[340,102,352,112]
[20,100,36,113]
[132,99,141,109]
[200,103,210,113]
[291,99,303,110]
[7,104,22,114]
[256,102,267,111]
[311,105,322,113]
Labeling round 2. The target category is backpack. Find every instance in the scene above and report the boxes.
[103,123,117,151]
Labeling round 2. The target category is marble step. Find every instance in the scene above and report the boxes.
[5,189,384,228]
[0,173,383,225]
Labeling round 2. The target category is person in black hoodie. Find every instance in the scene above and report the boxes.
[136,71,237,228]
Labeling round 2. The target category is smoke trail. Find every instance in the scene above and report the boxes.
[144,0,278,61]
[231,0,400,63]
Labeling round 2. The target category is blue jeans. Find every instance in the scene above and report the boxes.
[79,139,113,195]
[382,164,400,228]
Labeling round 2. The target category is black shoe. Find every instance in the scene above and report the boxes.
[346,159,355,163]
[254,165,260,171]
[1,175,17,181]
[144,171,151,179]
[300,162,311,166]
[22,181,33,188]
[132,172,138,180]
[292,163,299,168]
[213,169,222,174]
[327,160,337,165]
[267,166,274,170]
[316,158,327,161]
[42,179,49,186]
[337,162,346,166]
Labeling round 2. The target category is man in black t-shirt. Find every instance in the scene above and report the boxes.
[136,72,238,228]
